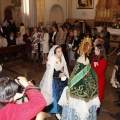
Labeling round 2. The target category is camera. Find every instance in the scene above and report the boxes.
[30,79,36,86]
[15,77,36,93]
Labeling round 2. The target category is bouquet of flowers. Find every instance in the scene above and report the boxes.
[112,18,120,29]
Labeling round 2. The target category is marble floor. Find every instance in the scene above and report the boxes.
[1,52,120,120]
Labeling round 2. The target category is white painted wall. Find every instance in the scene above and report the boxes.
[45,0,67,24]
[0,0,22,26]
[0,0,98,25]
[71,0,98,19]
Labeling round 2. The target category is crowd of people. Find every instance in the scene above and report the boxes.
[0,19,110,64]
[0,19,113,120]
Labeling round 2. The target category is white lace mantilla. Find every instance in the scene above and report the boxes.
[77,55,89,65]
[58,87,100,119]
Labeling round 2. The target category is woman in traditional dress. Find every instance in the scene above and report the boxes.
[40,45,69,119]
[58,37,100,120]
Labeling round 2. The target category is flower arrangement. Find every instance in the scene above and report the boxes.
[112,18,120,29]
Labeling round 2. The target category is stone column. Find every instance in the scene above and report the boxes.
[67,0,72,19]
[29,0,37,27]
[36,0,45,24]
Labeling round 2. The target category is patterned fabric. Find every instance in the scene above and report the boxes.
[31,33,40,53]
[61,105,97,120]
[49,78,68,113]
[68,62,98,101]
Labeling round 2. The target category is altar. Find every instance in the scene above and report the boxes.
[96,27,120,49]
[94,0,120,55]
[96,27,120,36]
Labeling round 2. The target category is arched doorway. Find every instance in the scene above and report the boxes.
[49,4,64,24]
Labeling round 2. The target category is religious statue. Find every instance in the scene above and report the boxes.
[58,37,100,120]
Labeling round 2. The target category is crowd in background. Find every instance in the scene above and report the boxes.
[0,19,110,66]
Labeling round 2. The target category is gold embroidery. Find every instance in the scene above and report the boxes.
[70,70,98,100]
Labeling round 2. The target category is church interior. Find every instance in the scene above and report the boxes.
[0,0,120,120]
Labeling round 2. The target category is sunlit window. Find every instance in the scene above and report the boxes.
[23,0,29,15]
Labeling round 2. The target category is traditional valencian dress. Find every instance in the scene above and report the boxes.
[58,56,100,120]
[40,45,69,114]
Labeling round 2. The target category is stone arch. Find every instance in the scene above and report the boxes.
[49,4,64,24]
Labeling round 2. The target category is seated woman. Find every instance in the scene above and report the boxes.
[16,32,25,45]
[58,37,100,120]
[0,33,8,47]
[40,45,69,119]
[0,76,46,120]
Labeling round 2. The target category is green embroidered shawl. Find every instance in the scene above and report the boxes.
[68,62,98,101]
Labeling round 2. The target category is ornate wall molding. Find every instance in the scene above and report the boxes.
[95,0,120,22]
[11,0,21,7]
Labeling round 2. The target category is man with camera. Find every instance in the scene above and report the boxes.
[0,76,46,120]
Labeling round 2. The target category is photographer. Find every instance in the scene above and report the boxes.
[0,76,46,120]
